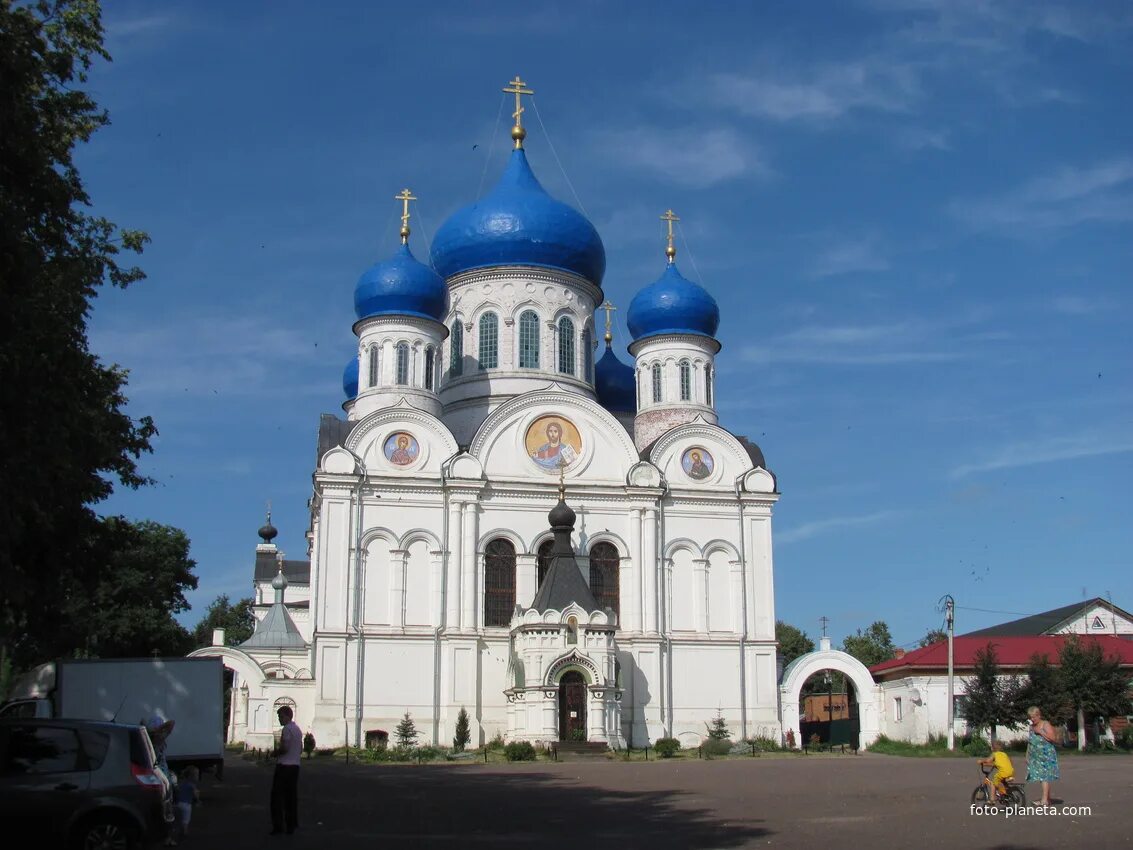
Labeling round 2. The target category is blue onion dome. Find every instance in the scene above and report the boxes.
[342,357,359,400]
[627,262,719,341]
[353,242,448,322]
[430,149,606,284]
[595,344,636,413]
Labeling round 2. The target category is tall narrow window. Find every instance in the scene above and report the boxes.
[368,345,379,388]
[479,313,498,370]
[679,360,691,401]
[450,321,463,377]
[518,310,540,368]
[484,538,516,627]
[651,362,662,403]
[396,342,409,385]
[589,542,620,619]
[582,328,593,382]
[705,365,713,406]
[424,346,435,391]
[536,540,554,589]
[557,317,575,375]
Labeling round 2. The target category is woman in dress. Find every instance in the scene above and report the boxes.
[1025,705,1060,805]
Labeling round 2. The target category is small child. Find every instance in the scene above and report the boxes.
[978,740,1015,801]
[166,766,200,845]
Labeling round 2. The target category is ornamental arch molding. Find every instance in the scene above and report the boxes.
[545,650,601,687]
[187,646,267,692]
[778,646,882,750]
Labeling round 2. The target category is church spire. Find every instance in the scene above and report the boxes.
[661,209,679,264]
[599,300,617,347]
[395,187,416,245]
[502,75,534,149]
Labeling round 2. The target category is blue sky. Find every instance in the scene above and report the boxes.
[84,0,1132,648]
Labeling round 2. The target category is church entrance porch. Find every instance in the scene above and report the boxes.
[558,671,587,741]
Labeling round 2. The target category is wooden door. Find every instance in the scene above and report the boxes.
[558,671,587,741]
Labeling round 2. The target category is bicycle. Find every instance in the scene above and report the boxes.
[971,764,1026,805]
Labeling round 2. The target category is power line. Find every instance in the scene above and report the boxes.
[476,94,506,200]
[955,605,1027,617]
[530,97,590,219]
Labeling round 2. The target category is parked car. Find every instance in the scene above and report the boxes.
[0,718,167,849]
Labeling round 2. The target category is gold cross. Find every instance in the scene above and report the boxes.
[661,209,680,262]
[502,75,534,148]
[558,455,567,500]
[599,300,617,344]
[395,188,416,244]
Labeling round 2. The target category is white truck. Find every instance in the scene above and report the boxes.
[1,657,225,776]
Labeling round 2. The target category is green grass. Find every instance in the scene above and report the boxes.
[867,734,967,757]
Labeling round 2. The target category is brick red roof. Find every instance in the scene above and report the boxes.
[869,635,1133,679]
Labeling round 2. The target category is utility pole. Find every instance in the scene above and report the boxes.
[943,595,955,751]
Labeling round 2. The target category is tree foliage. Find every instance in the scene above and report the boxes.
[0,0,155,668]
[919,628,947,648]
[1014,653,1068,726]
[705,710,731,742]
[1057,635,1131,723]
[961,643,1022,743]
[395,711,418,749]
[452,706,470,752]
[192,595,255,648]
[842,621,896,668]
[775,620,815,668]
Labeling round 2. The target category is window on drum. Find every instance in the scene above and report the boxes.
[479,313,498,370]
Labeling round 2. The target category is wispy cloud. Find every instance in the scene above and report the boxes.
[809,235,891,278]
[950,430,1133,478]
[952,159,1133,233]
[896,126,951,152]
[592,125,769,187]
[777,510,904,544]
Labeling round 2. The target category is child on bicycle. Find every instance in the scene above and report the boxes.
[978,739,1015,801]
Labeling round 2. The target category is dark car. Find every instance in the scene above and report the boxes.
[0,718,167,849]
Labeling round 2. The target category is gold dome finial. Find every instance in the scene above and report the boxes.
[661,209,680,263]
[599,300,617,346]
[503,75,534,149]
[395,188,416,245]
[557,456,567,500]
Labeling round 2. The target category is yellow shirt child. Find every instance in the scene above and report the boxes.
[980,746,1015,798]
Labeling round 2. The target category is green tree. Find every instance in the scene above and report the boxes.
[192,595,255,648]
[842,621,896,668]
[919,628,947,648]
[705,710,730,741]
[395,711,418,749]
[1059,635,1133,751]
[775,620,815,668]
[452,706,471,752]
[61,518,198,658]
[0,0,154,670]
[961,643,1021,744]
[1014,653,1068,726]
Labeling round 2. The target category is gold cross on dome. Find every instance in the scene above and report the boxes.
[502,75,534,148]
[557,455,567,500]
[599,300,617,344]
[395,188,416,244]
[661,209,680,263]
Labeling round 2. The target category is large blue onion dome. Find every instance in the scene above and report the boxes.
[430,149,606,284]
[595,344,635,413]
[342,357,359,400]
[627,262,719,341]
[353,242,448,322]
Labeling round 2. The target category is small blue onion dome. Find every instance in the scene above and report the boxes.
[595,345,636,413]
[353,243,448,322]
[627,262,719,341]
[430,149,606,284]
[342,357,359,400]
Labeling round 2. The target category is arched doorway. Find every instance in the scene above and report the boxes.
[558,671,587,741]
[779,643,881,750]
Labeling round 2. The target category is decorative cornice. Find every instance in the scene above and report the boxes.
[628,332,721,357]
[445,265,603,304]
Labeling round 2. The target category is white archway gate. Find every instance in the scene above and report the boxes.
[779,639,882,750]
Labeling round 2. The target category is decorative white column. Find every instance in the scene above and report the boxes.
[543,690,558,741]
[461,501,478,630]
[628,508,642,632]
[389,549,408,629]
[429,549,444,625]
[729,560,743,635]
[693,558,708,633]
[381,339,395,385]
[446,500,462,628]
[642,507,658,633]
[516,553,537,608]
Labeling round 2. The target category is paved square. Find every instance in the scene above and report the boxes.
[189,753,1129,849]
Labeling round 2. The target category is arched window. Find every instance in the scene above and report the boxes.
[484,538,516,627]
[679,360,691,401]
[479,312,498,370]
[558,316,575,375]
[536,539,554,589]
[396,342,409,385]
[368,345,379,388]
[651,362,662,403]
[518,310,540,368]
[450,321,464,377]
[589,542,620,618]
[705,365,713,406]
[424,346,435,391]
[582,328,593,382]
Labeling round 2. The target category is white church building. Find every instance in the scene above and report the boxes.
[196,80,782,751]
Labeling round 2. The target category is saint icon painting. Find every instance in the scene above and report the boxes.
[681,447,713,480]
[383,432,419,466]
[525,415,582,472]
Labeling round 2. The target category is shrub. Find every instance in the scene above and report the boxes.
[395,712,419,749]
[1117,727,1133,751]
[303,732,316,759]
[746,735,783,753]
[706,710,730,741]
[453,707,471,752]
[568,727,586,742]
[415,746,440,762]
[702,738,732,757]
[486,731,506,751]
[653,737,681,758]
[504,741,537,761]
[315,747,336,757]
[961,736,991,757]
